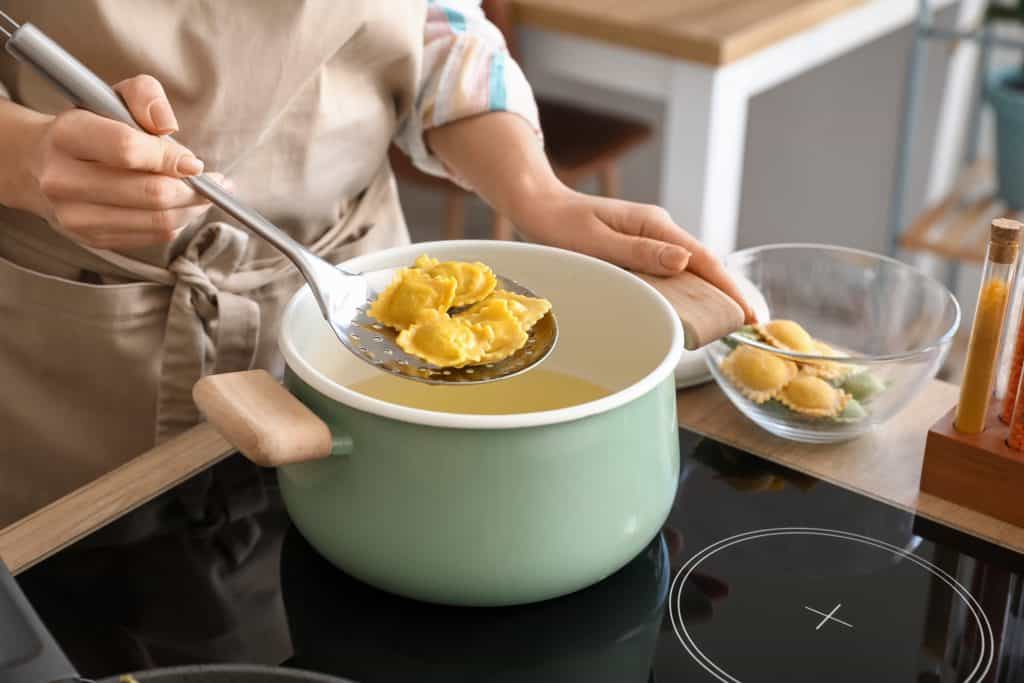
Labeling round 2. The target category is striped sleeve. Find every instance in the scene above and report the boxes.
[393,0,542,188]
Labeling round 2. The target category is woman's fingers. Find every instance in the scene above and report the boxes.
[21,74,222,251]
[45,161,221,210]
[113,74,179,135]
[584,227,691,277]
[50,109,202,178]
[54,201,212,248]
[40,158,220,210]
[600,200,757,323]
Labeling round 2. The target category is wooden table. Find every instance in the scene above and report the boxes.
[2,378,1022,574]
[513,0,866,65]
[512,0,963,256]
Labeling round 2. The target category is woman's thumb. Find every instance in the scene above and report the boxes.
[113,74,179,136]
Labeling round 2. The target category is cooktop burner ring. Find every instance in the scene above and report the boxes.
[668,527,995,683]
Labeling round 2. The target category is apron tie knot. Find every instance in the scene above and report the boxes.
[157,223,261,442]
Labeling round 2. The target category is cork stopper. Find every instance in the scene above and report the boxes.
[990,218,1022,263]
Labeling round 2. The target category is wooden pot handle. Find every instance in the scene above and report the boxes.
[193,369,334,467]
[633,270,746,350]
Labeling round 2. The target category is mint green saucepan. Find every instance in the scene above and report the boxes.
[195,240,685,607]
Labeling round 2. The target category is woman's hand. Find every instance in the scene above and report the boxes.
[510,188,757,323]
[6,74,220,250]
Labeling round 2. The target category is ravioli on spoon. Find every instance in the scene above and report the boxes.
[370,254,553,370]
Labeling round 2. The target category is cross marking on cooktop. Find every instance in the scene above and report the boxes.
[803,603,853,630]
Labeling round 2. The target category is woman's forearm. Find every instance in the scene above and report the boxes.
[424,110,755,319]
[424,111,560,223]
[0,98,49,214]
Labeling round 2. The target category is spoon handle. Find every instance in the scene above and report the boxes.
[4,22,323,280]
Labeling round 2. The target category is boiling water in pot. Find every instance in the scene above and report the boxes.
[346,369,610,414]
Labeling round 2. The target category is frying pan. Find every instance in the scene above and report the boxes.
[0,560,354,683]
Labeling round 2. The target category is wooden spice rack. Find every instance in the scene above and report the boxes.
[923,402,1024,528]
[900,161,1021,264]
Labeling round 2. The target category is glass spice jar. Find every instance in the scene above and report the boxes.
[1000,299,1024,424]
[995,264,1024,403]
[955,219,1022,434]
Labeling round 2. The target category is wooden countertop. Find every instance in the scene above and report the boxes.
[2,377,1022,574]
[510,0,866,66]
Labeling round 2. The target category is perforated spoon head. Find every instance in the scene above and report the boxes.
[306,261,557,385]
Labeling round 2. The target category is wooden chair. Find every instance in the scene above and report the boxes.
[389,0,653,241]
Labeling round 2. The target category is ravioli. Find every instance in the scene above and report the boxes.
[368,268,457,330]
[841,370,886,403]
[396,310,494,368]
[471,289,551,330]
[458,298,529,363]
[833,398,867,423]
[723,318,885,423]
[798,341,852,381]
[421,259,497,307]
[369,255,553,368]
[720,345,798,404]
[776,374,850,418]
[414,254,441,270]
[758,320,817,354]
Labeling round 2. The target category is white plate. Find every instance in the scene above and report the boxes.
[675,273,770,388]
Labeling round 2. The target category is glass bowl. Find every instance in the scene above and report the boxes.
[704,244,961,443]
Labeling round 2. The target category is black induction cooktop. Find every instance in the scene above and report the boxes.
[24,430,1024,682]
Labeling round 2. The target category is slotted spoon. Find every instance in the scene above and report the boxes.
[0,13,556,384]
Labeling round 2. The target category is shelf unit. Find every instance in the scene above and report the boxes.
[899,159,1020,263]
[889,0,1024,271]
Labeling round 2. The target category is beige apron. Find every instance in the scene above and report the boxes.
[0,0,424,527]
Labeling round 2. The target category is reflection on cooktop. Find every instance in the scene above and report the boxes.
[281,524,669,683]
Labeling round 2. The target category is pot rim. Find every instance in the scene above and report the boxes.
[279,240,685,429]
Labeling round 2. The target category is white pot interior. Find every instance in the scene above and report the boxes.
[280,240,684,428]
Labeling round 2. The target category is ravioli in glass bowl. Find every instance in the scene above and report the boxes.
[703,244,960,444]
